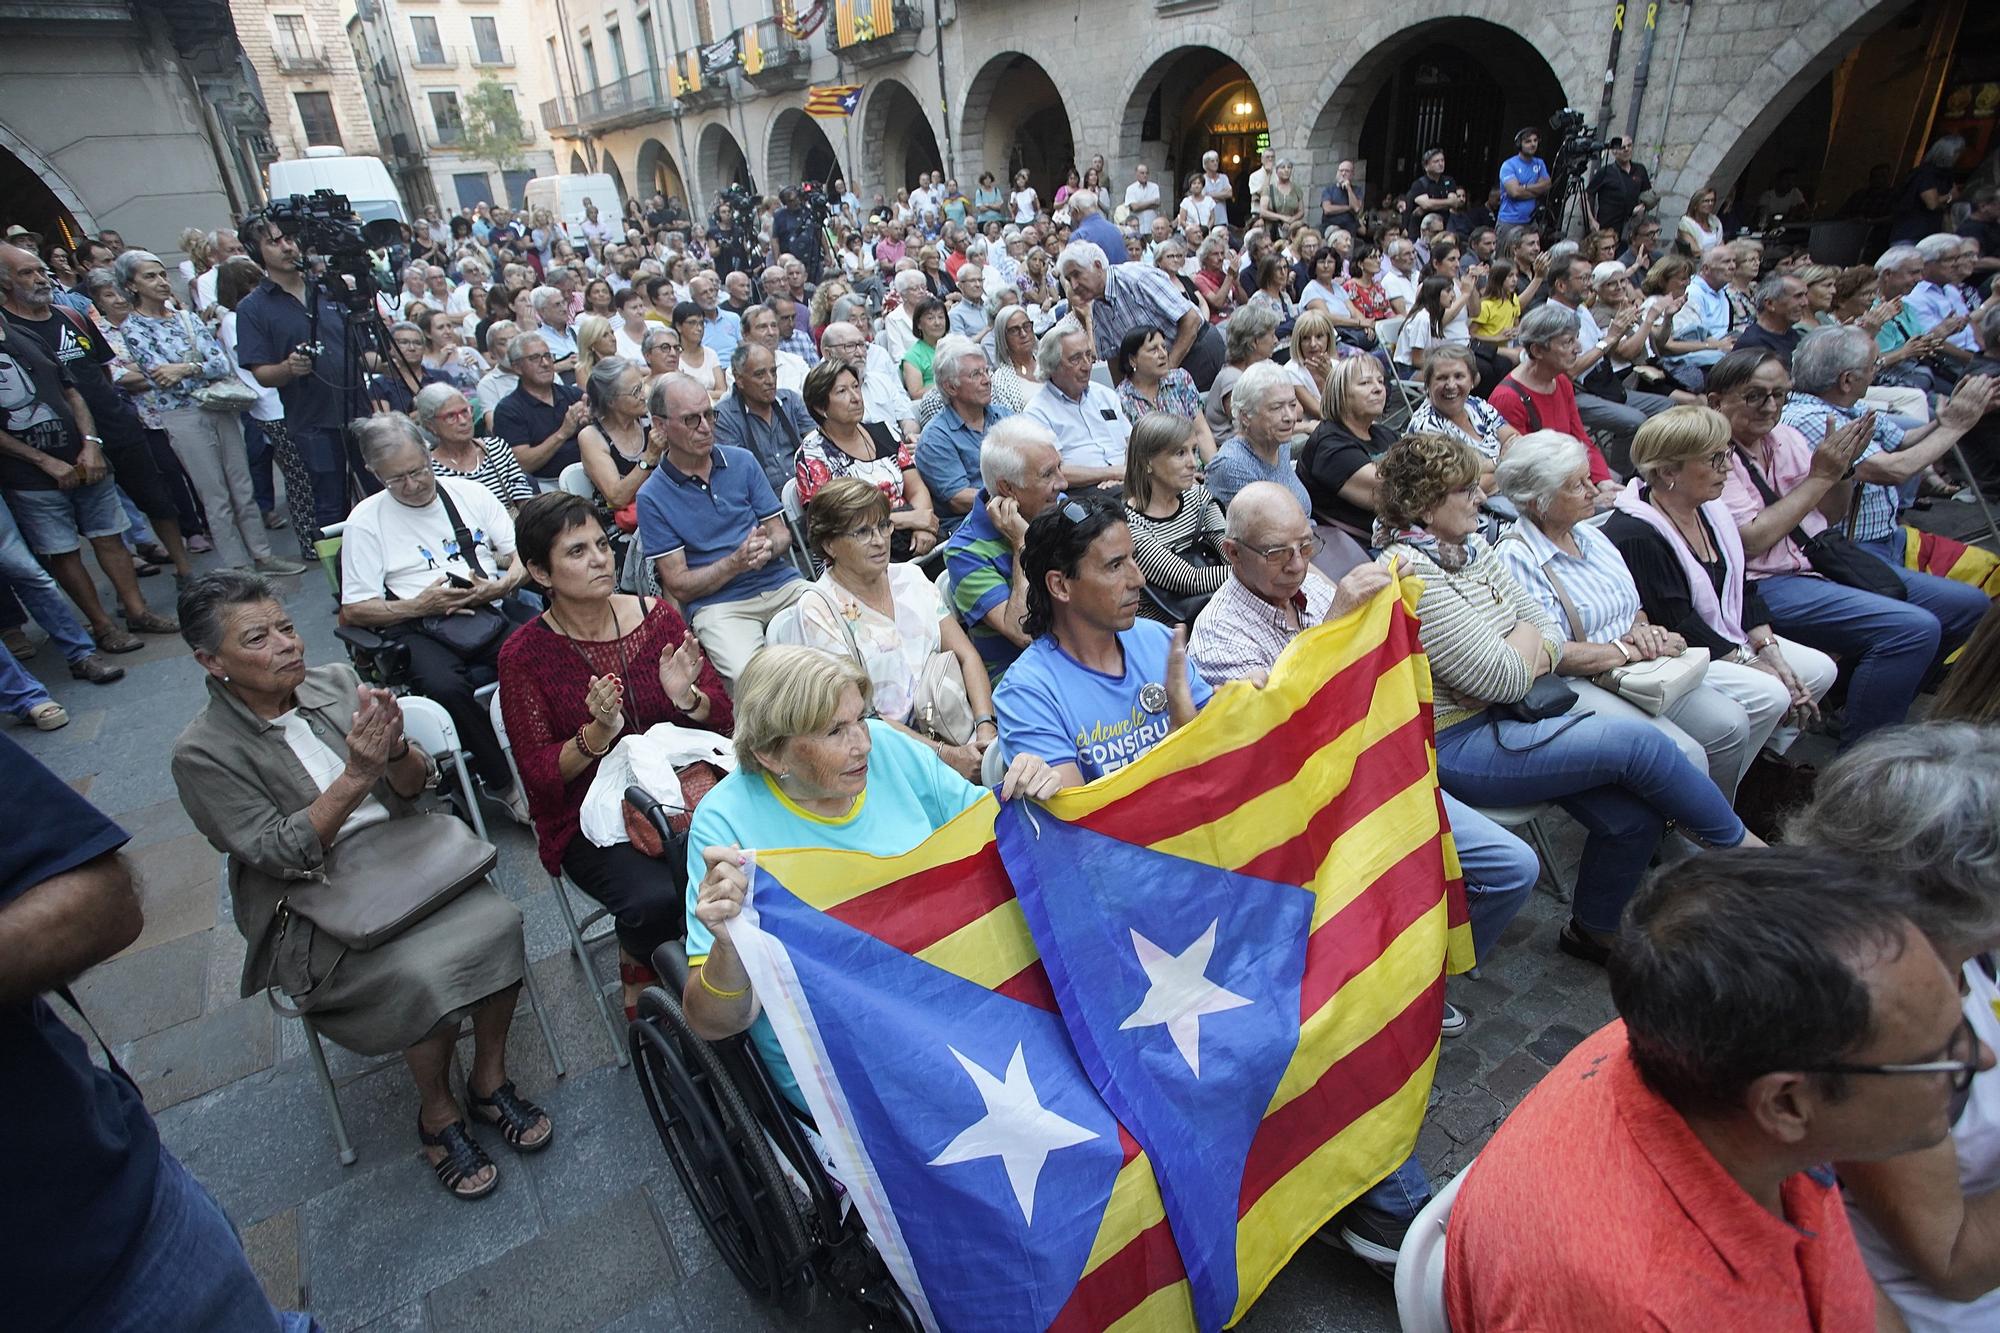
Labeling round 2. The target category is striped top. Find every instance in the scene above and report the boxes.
[942,490,1024,680]
[1381,534,1563,731]
[1125,486,1227,621]
[1409,397,1510,461]
[429,436,535,508]
[1493,518,1642,643]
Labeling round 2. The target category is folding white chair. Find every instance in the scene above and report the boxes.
[399,694,491,843]
[1393,1165,1470,1333]
[557,462,597,499]
[489,688,631,1067]
[780,476,818,579]
[1471,802,1568,903]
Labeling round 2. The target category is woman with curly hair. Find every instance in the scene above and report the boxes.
[1375,431,1756,964]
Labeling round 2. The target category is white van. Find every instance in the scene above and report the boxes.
[521,173,622,230]
[267,148,407,226]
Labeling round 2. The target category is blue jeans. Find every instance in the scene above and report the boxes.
[1351,1153,1432,1230]
[62,1149,317,1333]
[0,498,96,663]
[0,638,54,717]
[1436,711,1746,935]
[1442,793,1538,963]
[1755,556,1968,746]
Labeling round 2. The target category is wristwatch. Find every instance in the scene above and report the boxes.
[82,434,104,445]
[973,713,998,731]
[636,458,654,471]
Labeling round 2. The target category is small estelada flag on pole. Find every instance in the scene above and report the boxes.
[804,84,864,118]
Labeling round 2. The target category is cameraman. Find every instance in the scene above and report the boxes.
[772,188,822,284]
[235,213,371,531]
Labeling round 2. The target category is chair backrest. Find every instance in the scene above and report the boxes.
[487,687,528,795]
[397,693,462,756]
[1375,315,1406,351]
[557,462,597,499]
[979,736,1008,787]
[781,476,806,526]
[779,477,817,580]
[1394,1163,1470,1333]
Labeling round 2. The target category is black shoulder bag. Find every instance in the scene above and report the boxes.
[396,483,513,659]
[1731,445,1905,602]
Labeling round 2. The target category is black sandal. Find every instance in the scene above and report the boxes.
[467,1080,553,1153]
[418,1117,499,1199]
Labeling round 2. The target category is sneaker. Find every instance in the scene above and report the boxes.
[254,555,309,577]
[186,534,214,553]
[1315,1208,1408,1280]
[1440,1001,1467,1038]
[69,654,127,685]
[2,627,36,659]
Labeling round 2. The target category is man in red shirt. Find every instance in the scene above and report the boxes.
[1446,847,1987,1331]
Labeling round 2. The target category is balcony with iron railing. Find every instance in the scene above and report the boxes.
[575,69,685,132]
[272,43,330,73]
[406,44,457,70]
[470,44,515,69]
[540,96,579,136]
[429,124,465,149]
[741,18,811,91]
[825,0,922,65]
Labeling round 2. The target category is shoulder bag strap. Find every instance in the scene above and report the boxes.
[432,482,491,581]
[1497,529,1583,639]
[1730,443,1819,555]
[54,985,142,1092]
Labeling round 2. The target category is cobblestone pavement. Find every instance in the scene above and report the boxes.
[28,492,1991,1330]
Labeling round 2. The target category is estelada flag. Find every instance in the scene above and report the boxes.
[805,84,864,118]
[731,571,1473,1330]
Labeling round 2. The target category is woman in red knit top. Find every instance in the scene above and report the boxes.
[498,492,732,1014]
[1489,302,1620,505]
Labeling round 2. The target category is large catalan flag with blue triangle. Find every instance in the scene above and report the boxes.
[730,571,1473,1331]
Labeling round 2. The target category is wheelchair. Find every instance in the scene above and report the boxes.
[620,791,921,1331]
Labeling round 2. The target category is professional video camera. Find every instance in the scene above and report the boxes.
[1542,107,1605,232]
[796,180,836,227]
[265,190,407,314]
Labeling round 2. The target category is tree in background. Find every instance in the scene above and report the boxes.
[460,78,527,174]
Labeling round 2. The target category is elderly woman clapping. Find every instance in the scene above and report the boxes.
[172,572,550,1199]
[1376,432,1757,964]
[1493,429,1789,800]
[575,356,661,513]
[1491,303,1618,501]
[413,382,534,512]
[679,646,1059,1108]
[1789,724,2000,1327]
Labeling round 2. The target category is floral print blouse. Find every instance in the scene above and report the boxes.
[120,309,233,415]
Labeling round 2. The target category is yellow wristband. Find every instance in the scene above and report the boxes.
[698,967,749,1000]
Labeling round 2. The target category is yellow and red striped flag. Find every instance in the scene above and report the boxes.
[746,572,1471,1328]
[804,84,864,118]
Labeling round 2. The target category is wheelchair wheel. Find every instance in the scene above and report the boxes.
[630,985,817,1315]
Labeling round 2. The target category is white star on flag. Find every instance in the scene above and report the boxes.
[1118,920,1252,1077]
[928,1043,1099,1226]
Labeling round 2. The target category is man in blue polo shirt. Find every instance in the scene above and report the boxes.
[3,733,314,1331]
[944,416,1068,683]
[1497,128,1551,230]
[635,372,805,684]
[235,214,371,530]
[917,334,1013,519]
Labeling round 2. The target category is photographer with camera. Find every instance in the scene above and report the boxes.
[236,210,374,532]
[773,187,824,285]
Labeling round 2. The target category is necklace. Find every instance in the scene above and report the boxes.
[545,597,633,686]
[1659,500,1716,561]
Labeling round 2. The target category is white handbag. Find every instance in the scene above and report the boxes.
[1597,647,1711,716]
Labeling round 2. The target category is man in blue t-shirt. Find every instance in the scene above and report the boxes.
[1497,128,1552,229]
[3,734,309,1330]
[635,372,805,685]
[993,492,1217,786]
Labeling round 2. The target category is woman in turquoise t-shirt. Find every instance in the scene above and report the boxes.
[679,645,1060,1107]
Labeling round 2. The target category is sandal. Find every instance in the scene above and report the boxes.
[418,1117,499,1199]
[467,1080,553,1153]
[26,701,69,731]
[124,610,180,634]
[620,958,658,1022]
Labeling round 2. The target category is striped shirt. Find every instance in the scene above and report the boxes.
[1381,535,1564,731]
[429,435,535,507]
[942,490,1024,679]
[1084,262,1198,365]
[1779,391,1900,543]
[1409,397,1510,460]
[1494,519,1642,643]
[1125,486,1227,621]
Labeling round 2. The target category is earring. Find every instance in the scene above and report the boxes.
[1663,477,1675,491]
[222,673,232,682]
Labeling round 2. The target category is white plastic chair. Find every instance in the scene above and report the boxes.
[1393,1165,1469,1332]
[1471,802,1568,903]
[399,695,491,844]
[557,461,597,499]
[779,476,818,579]
[489,687,631,1067]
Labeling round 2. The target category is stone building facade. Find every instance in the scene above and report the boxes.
[527,0,1929,233]
[231,0,382,166]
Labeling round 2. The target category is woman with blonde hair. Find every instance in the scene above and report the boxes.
[1285,308,1338,420]
[572,314,616,385]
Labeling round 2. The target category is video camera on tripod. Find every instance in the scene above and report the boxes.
[1543,107,1606,233]
[264,190,407,316]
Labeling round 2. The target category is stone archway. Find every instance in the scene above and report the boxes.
[601,155,627,203]
[858,77,943,197]
[636,137,688,203]
[0,124,96,239]
[1115,41,1278,231]
[765,107,843,192]
[696,120,752,212]
[568,149,589,176]
[958,53,1080,204]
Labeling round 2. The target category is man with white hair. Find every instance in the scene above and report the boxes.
[917,333,1013,517]
[1056,238,1226,390]
[947,265,988,341]
[388,262,429,320]
[878,269,932,364]
[1665,244,1738,380]
[1188,479,1537,1041]
[1870,246,1944,395]
[1066,189,1128,264]
[1380,238,1420,315]
[1024,317,1130,486]
[821,306,919,446]
[1204,360,1312,512]
[191,228,244,311]
[475,321,520,416]
[1124,163,1162,233]
[1906,234,1981,368]
[530,285,579,377]
[941,415,1069,681]
[688,271,742,363]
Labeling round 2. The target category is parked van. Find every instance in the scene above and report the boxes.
[521,173,622,229]
[267,148,407,226]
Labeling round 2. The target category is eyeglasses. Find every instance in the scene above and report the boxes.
[1696,449,1733,471]
[837,520,892,544]
[821,340,866,354]
[519,351,554,364]
[1737,388,1790,409]
[1247,534,1324,564]
[433,406,472,422]
[1801,1015,1984,1094]
[675,408,717,429]
[377,464,432,488]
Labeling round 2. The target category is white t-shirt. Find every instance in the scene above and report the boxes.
[275,710,391,842]
[1124,180,1162,229]
[1393,309,1435,365]
[615,325,647,362]
[1011,189,1039,224]
[1301,279,1356,318]
[339,476,517,604]
[1380,269,1420,311]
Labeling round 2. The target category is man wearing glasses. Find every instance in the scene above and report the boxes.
[634,372,804,685]
[493,332,590,481]
[1446,847,1987,1330]
[1023,318,1130,489]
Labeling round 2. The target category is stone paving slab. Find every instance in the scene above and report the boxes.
[424,1189,675,1333]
